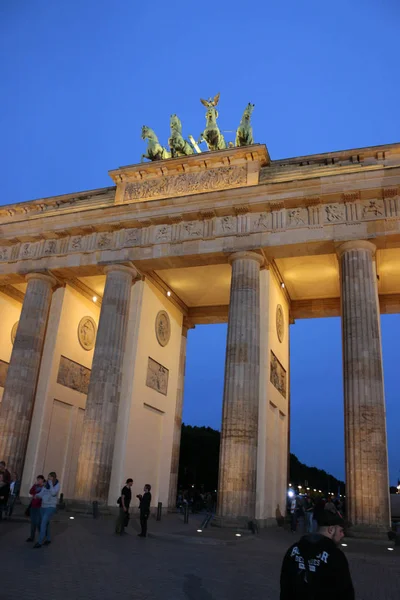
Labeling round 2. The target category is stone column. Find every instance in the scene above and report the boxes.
[217,251,263,521]
[168,319,193,509]
[338,241,390,532]
[75,264,137,502]
[0,272,56,476]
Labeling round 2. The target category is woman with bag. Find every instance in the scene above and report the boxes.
[26,475,45,542]
[33,472,60,549]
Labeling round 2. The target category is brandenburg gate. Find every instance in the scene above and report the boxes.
[0,136,399,533]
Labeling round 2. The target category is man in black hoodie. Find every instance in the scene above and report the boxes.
[280,511,355,600]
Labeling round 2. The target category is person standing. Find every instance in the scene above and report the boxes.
[33,472,60,549]
[304,495,314,533]
[0,461,11,484]
[7,472,21,517]
[290,495,298,533]
[280,512,355,600]
[138,484,152,538]
[115,478,133,535]
[26,475,45,542]
[0,473,10,520]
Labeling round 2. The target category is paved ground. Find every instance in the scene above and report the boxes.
[0,510,399,600]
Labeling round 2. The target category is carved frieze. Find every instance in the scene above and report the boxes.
[146,357,169,395]
[0,247,10,261]
[362,199,384,218]
[0,359,8,387]
[270,351,286,398]
[44,239,58,255]
[20,242,37,260]
[69,236,85,252]
[215,215,237,235]
[154,225,172,243]
[252,212,271,231]
[182,221,204,239]
[57,356,91,395]
[123,228,141,247]
[287,208,307,227]
[124,165,247,202]
[324,203,346,223]
[96,232,113,249]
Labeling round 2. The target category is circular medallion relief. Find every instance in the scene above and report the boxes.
[11,321,19,344]
[155,310,171,347]
[276,304,284,343]
[78,316,97,351]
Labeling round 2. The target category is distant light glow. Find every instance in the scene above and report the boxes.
[288,490,294,498]
[281,282,285,289]
[92,296,97,302]
[167,290,172,297]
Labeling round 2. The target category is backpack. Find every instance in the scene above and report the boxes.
[117,496,122,506]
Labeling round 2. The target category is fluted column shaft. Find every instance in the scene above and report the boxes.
[0,272,56,475]
[339,241,390,531]
[217,251,263,520]
[168,321,191,509]
[75,264,137,502]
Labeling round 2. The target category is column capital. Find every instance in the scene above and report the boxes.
[25,271,57,287]
[228,251,264,266]
[336,240,376,258]
[103,263,138,279]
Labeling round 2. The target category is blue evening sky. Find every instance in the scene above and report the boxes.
[1,1,399,483]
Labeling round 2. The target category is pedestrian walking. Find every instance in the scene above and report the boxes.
[33,471,60,548]
[324,496,337,514]
[26,475,45,542]
[137,484,152,538]
[115,478,133,535]
[280,511,355,600]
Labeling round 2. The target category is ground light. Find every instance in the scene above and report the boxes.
[69,516,75,520]
[387,548,394,551]
[341,543,348,547]
[235,533,241,537]
[197,529,202,533]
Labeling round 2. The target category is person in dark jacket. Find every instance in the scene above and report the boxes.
[137,484,152,538]
[115,478,133,535]
[0,473,10,520]
[280,511,355,600]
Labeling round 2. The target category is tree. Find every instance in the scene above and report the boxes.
[178,424,345,494]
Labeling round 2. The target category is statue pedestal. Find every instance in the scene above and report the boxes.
[109,144,270,206]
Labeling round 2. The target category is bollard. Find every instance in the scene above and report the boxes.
[58,493,65,510]
[156,502,162,521]
[395,523,400,547]
[184,504,189,524]
[92,500,99,519]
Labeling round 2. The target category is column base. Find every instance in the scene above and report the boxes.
[346,524,391,540]
[212,515,258,532]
